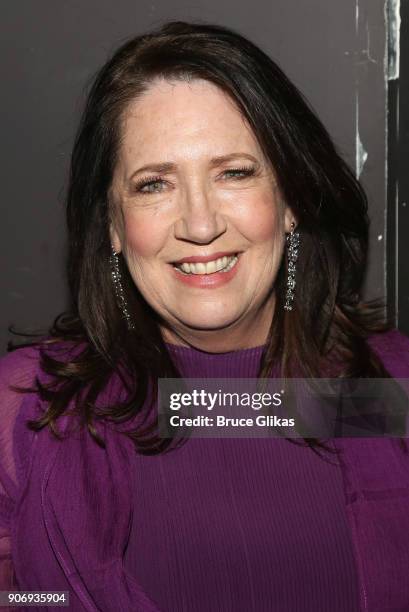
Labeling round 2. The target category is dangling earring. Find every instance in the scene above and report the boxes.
[284,222,300,312]
[109,246,135,330]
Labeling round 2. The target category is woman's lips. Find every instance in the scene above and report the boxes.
[169,253,242,288]
[172,250,239,265]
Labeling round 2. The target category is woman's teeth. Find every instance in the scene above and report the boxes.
[174,254,238,275]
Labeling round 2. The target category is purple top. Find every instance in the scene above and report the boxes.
[0,329,409,612]
[125,343,359,611]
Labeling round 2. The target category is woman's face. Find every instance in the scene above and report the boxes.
[110,78,295,350]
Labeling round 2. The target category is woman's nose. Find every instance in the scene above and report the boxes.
[173,184,227,244]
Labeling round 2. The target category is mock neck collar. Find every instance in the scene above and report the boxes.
[165,342,268,378]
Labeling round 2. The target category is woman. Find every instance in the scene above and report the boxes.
[1,20,409,612]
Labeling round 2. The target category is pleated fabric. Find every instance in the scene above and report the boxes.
[124,343,360,611]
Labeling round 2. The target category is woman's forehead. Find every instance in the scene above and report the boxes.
[116,79,265,169]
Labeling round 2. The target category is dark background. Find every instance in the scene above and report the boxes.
[1,1,407,354]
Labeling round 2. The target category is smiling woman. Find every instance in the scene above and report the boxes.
[1,19,409,612]
[109,78,293,349]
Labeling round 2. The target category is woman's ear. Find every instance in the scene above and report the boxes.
[284,206,298,233]
[109,224,122,254]
[108,187,123,253]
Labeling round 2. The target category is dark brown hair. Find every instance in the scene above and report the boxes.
[14,20,394,455]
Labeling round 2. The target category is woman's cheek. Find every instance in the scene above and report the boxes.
[122,213,166,258]
[238,195,282,242]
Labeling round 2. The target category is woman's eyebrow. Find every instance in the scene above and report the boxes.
[208,152,259,167]
[129,162,175,180]
[128,153,260,181]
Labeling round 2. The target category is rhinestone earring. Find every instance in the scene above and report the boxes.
[109,246,135,330]
[284,222,300,312]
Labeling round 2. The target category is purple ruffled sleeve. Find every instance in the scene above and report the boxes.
[0,347,40,590]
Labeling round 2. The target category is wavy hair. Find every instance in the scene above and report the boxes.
[14,20,394,454]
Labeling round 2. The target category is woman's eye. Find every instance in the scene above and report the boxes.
[222,167,256,179]
[138,179,166,194]
[133,167,256,194]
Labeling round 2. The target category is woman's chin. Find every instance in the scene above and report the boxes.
[171,311,242,334]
